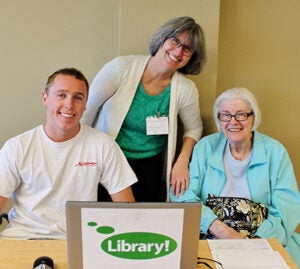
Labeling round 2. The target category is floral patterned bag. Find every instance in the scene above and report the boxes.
[205,194,268,239]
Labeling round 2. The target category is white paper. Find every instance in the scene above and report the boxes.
[208,238,272,251]
[208,239,289,269]
[212,250,290,269]
[146,116,169,135]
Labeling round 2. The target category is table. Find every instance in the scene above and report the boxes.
[0,238,298,269]
[0,240,68,269]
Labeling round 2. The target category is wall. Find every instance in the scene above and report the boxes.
[217,0,300,188]
[119,0,220,135]
[0,0,219,145]
[0,0,120,148]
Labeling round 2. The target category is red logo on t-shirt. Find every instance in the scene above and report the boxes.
[75,161,97,167]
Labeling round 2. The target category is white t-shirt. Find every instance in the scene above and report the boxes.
[220,142,252,199]
[0,124,137,239]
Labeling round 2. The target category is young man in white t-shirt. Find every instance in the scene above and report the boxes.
[0,68,137,239]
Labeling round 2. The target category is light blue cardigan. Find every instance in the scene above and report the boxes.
[171,131,300,266]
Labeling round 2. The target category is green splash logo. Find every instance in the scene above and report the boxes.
[87,222,177,259]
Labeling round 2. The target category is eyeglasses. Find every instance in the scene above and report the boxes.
[218,111,254,122]
[168,37,194,56]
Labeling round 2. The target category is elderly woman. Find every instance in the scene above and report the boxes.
[171,87,300,267]
[82,16,206,201]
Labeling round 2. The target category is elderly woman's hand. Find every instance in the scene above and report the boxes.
[209,219,245,239]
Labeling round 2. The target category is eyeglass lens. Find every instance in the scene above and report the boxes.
[169,37,193,55]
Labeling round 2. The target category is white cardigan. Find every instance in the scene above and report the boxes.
[82,55,203,200]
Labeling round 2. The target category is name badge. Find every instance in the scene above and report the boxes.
[146,116,169,135]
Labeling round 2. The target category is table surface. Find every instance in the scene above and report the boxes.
[0,238,298,269]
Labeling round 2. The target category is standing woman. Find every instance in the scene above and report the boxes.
[81,16,206,201]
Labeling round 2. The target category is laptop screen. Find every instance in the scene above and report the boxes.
[66,202,201,269]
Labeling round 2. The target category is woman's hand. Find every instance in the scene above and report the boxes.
[170,137,196,197]
[170,159,190,197]
[208,219,245,239]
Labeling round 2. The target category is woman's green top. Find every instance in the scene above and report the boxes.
[116,81,170,160]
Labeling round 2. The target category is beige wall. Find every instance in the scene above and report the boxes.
[0,0,219,144]
[217,0,300,188]
[0,0,120,147]
[119,0,220,135]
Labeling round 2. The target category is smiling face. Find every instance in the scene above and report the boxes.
[218,98,254,146]
[157,31,193,73]
[42,74,88,142]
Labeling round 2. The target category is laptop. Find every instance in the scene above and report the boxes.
[66,201,201,269]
